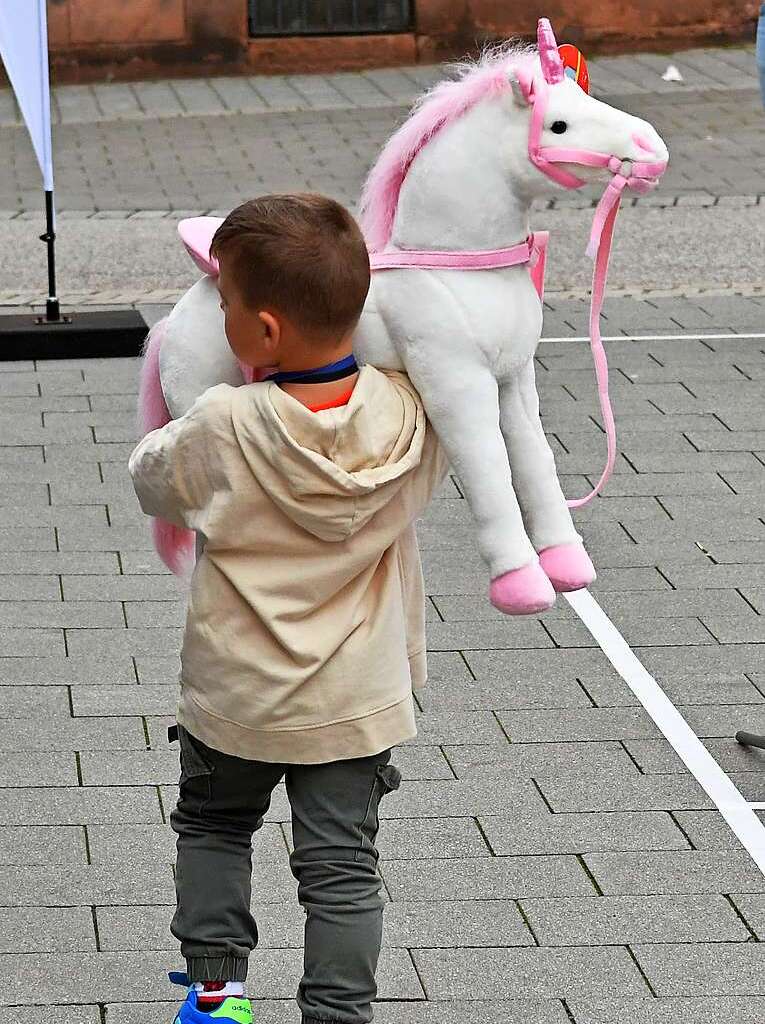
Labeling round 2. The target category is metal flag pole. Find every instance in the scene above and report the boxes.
[0,0,147,358]
[42,187,60,323]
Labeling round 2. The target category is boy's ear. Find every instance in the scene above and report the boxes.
[259,311,281,352]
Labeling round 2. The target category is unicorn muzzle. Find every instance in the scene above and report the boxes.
[631,127,669,161]
[606,153,667,194]
[623,128,669,186]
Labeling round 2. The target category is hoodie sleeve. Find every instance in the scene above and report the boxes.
[128,385,231,531]
[399,419,450,522]
[397,422,450,690]
[397,522,428,690]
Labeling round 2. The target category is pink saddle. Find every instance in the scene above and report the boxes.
[177,216,547,302]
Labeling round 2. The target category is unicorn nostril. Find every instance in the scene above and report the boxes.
[631,131,657,157]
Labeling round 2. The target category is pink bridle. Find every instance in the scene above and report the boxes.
[370,18,668,509]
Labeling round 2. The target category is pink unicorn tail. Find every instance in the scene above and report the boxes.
[137,316,171,436]
[136,317,197,578]
[150,516,196,578]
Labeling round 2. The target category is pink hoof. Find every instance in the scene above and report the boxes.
[539,543,596,593]
[490,561,556,615]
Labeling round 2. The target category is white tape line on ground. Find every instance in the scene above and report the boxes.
[542,332,765,343]
[565,588,765,873]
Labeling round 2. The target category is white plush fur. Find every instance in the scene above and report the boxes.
[160,276,245,420]
[158,56,668,579]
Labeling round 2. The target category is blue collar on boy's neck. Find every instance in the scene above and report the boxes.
[266,353,359,386]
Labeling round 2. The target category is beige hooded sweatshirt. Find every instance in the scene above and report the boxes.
[128,366,448,763]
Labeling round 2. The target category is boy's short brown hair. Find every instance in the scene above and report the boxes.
[210,193,370,336]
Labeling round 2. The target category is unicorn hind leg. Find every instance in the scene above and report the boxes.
[499,358,595,592]
[137,316,171,438]
[160,276,246,419]
[136,316,197,578]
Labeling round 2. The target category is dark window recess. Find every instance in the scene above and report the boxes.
[249,0,413,36]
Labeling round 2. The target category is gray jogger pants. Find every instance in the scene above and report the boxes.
[169,725,402,1024]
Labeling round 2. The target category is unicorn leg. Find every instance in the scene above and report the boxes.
[499,359,595,593]
[402,355,555,614]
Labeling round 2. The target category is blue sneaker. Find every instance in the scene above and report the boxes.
[169,973,252,1024]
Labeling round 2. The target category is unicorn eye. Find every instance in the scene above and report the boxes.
[551,120,568,134]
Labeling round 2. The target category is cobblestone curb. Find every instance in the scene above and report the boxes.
[2,194,763,222]
[1,282,764,308]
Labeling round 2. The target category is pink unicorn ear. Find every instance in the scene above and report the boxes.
[537,17,564,84]
[508,64,535,106]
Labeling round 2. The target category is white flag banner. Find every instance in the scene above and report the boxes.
[0,0,54,190]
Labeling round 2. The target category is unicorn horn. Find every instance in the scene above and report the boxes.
[537,18,564,83]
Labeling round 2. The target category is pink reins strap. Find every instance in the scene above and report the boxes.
[524,57,667,507]
[562,153,666,507]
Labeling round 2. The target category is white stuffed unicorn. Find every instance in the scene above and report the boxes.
[138,18,668,615]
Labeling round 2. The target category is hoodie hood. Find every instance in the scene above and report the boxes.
[229,366,428,541]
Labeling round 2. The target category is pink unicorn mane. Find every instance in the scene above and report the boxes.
[359,42,536,252]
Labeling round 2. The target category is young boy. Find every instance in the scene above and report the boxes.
[128,194,447,1024]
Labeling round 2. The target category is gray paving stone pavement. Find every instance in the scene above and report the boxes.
[0,44,764,300]
[0,48,758,129]
[0,38,765,1024]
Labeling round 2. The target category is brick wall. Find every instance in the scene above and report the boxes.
[417,0,761,60]
[46,0,248,81]
[40,0,760,82]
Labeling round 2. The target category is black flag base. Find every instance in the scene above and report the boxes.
[0,309,148,361]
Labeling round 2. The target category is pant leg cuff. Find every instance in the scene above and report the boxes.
[302,1018,365,1024]
[186,955,248,982]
